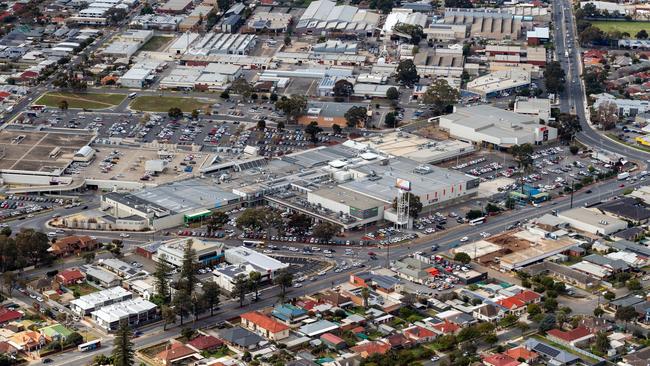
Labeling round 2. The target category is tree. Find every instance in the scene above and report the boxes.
[516,321,529,332]
[390,192,422,219]
[594,332,609,354]
[105,7,127,25]
[249,271,261,302]
[544,61,566,95]
[543,297,558,312]
[395,59,418,86]
[65,332,84,346]
[313,222,339,240]
[220,90,229,99]
[275,95,307,124]
[332,124,342,135]
[361,286,370,309]
[232,274,249,307]
[153,254,172,304]
[206,211,229,234]
[627,278,642,291]
[344,106,367,128]
[393,23,425,45]
[15,229,51,267]
[274,268,293,302]
[112,323,134,366]
[168,107,183,119]
[2,272,16,296]
[454,252,471,264]
[422,79,460,115]
[369,0,395,13]
[304,121,322,143]
[161,305,176,331]
[484,333,499,345]
[288,213,311,234]
[284,36,291,46]
[200,281,221,316]
[332,79,354,99]
[527,303,542,317]
[603,291,615,301]
[445,0,472,8]
[594,307,605,317]
[511,143,534,172]
[465,209,484,220]
[505,197,516,209]
[230,78,253,101]
[636,29,648,39]
[0,227,10,237]
[538,314,557,333]
[58,100,68,110]
[595,101,618,130]
[550,113,582,142]
[179,240,197,300]
[181,327,195,341]
[579,26,604,46]
[615,306,638,323]
[384,112,397,128]
[257,119,266,131]
[386,87,399,100]
[276,121,285,130]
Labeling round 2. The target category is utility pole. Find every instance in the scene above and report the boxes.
[570,180,575,208]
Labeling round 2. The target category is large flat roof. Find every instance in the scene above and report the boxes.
[225,246,289,272]
[310,186,384,210]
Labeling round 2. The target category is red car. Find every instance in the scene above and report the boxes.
[619,183,625,187]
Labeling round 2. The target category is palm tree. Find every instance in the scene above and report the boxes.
[274,269,293,302]
[249,271,261,302]
[361,287,370,309]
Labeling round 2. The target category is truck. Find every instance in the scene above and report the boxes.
[618,172,630,180]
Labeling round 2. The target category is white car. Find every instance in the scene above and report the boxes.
[293,283,302,288]
[119,233,130,238]
[36,297,43,302]
[460,236,469,242]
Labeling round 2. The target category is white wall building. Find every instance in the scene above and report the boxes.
[224,246,289,279]
[91,298,158,332]
[155,237,224,267]
[557,208,627,235]
[70,287,132,316]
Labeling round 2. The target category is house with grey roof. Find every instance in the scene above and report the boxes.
[218,327,264,350]
[523,339,580,365]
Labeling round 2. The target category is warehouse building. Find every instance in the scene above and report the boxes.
[444,8,522,40]
[102,30,153,58]
[246,12,293,33]
[179,32,258,56]
[557,207,627,235]
[158,0,193,14]
[382,8,428,37]
[154,237,224,267]
[514,97,552,122]
[224,246,289,279]
[437,105,557,148]
[296,0,380,36]
[413,47,464,78]
[424,24,468,42]
[101,179,241,230]
[91,298,158,332]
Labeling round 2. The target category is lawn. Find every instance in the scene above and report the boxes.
[35,92,125,110]
[66,282,99,296]
[129,96,213,113]
[589,20,650,35]
[140,36,173,52]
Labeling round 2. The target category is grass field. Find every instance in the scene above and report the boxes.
[129,95,213,112]
[140,35,173,52]
[35,92,125,109]
[66,282,98,296]
[590,20,650,34]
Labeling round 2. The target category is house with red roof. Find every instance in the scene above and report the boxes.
[320,332,347,350]
[404,325,436,344]
[505,347,538,363]
[240,311,289,341]
[546,326,594,347]
[0,308,23,325]
[56,269,85,286]
[431,320,461,335]
[0,341,18,358]
[155,342,202,366]
[351,340,391,358]
[482,353,520,366]
[187,334,223,352]
[386,333,412,349]
[496,296,527,315]
[512,290,541,304]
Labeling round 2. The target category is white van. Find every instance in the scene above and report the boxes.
[47,232,57,238]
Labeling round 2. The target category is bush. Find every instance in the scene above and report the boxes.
[570,145,579,155]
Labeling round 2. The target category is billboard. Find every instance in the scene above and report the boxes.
[396,178,411,191]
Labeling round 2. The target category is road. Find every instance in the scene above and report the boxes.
[552,0,650,162]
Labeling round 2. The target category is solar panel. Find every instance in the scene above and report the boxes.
[533,343,560,358]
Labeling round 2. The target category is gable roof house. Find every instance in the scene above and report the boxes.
[482,353,519,366]
[56,269,85,285]
[217,327,264,350]
[403,325,436,344]
[155,341,202,366]
[546,326,595,347]
[473,303,506,322]
[240,311,290,341]
[49,235,98,257]
[351,340,392,358]
[187,335,223,352]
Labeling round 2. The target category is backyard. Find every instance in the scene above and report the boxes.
[66,282,99,297]
[35,92,125,110]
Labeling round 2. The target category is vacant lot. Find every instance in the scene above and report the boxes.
[129,96,213,112]
[35,92,125,110]
[140,35,173,52]
[590,20,650,34]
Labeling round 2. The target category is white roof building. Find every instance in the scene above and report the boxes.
[382,8,428,35]
[296,0,380,34]
[70,286,132,315]
[91,298,158,331]
[437,105,557,148]
[557,207,627,235]
[467,69,531,97]
[224,246,289,278]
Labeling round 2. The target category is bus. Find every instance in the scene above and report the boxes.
[243,240,265,248]
[78,339,101,352]
[469,217,486,226]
